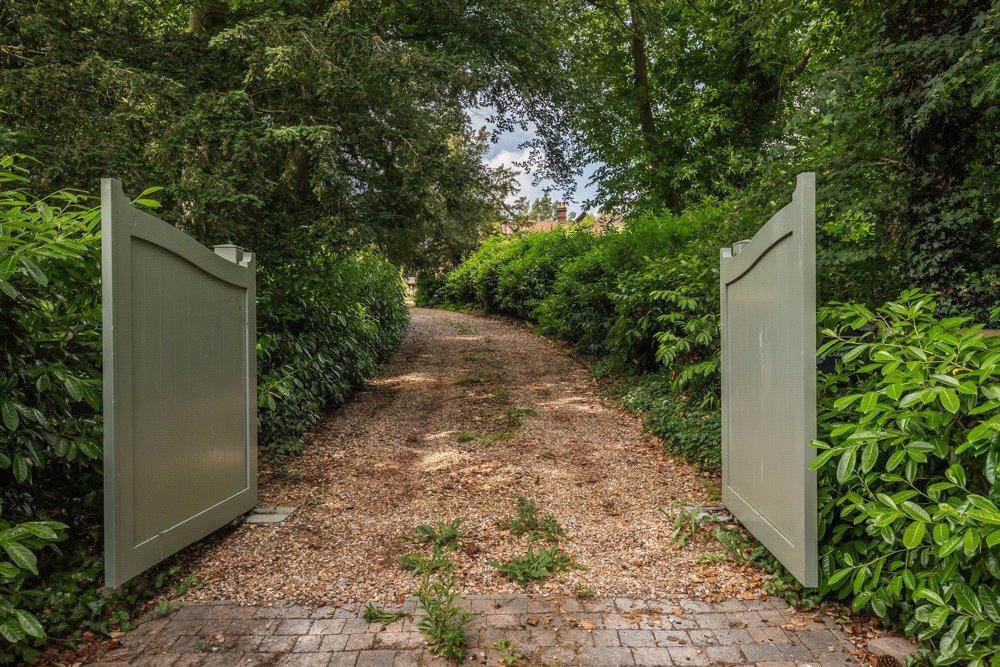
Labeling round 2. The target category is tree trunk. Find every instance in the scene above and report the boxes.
[189,2,226,33]
[627,0,680,211]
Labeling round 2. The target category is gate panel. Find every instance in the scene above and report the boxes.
[720,172,817,587]
[102,179,257,588]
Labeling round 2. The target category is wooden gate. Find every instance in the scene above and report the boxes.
[719,172,818,586]
[101,179,257,588]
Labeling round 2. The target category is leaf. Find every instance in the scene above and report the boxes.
[939,389,960,413]
[18,257,48,286]
[903,521,926,549]
[836,449,856,483]
[861,442,878,473]
[1,401,18,431]
[1,541,37,575]
[12,454,28,483]
[14,610,44,639]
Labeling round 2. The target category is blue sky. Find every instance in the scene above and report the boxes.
[468,107,600,213]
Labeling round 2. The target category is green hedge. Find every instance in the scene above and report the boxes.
[0,158,407,661]
[418,214,1000,663]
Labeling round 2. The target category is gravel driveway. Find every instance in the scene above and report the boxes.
[177,308,765,607]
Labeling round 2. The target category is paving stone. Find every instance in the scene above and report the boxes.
[578,646,637,665]
[537,645,578,665]
[392,649,421,666]
[257,635,297,653]
[706,645,745,663]
[275,619,313,635]
[310,619,348,635]
[667,646,712,665]
[650,629,690,646]
[592,629,622,647]
[293,635,325,652]
[618,629,655,647]
[174,606,214,621]
[686,629,716,645]
[747,625,790,644]
[714,627,753,645]
[374,631,422,649]
[321,635,349,652]
[345,633,376,651]
[634,647,676,665]
[227,619,278,636]
[277,653,331,666]
[694,613,729,629]
[328,652,360,666]
[355,649,396,666]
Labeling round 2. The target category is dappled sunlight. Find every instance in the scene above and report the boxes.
[419,447,470,472]
[442,334,485,342]
[368,372,436,387]
[537,395,598,412]
[420,429,459,442]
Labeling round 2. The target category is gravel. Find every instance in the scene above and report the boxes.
[177,308,766,607]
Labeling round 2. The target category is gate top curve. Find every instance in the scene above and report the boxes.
[720,172,817,587]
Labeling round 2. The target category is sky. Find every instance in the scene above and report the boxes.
[468,107,600,214]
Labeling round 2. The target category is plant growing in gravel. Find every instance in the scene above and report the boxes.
[398,547,453,576]
[455,374,487,387]
[415,518,463,550]
[499,494,565,542]
[574,584,596,599]
[456,431,477,443]
[493,637,524,666]
[503,405,536,428]
[362,603,409,626]
[414,574,471,661]
[491,546,582,587]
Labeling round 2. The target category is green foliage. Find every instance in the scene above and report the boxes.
[361,603,409,627]
[493,637,525,666]
[812,291,1000,664]
[398,549,453,577]
[498,494,565,543]
[415,519,463,551]
[256,250,408,454]
[491,545,581,587]
[414,573,471,661]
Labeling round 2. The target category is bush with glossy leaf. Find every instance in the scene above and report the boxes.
[813,291,1000,665]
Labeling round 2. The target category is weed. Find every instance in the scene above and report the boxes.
[574,583,596,599]
[415,518,463,549]
[490,389,509,400]
[455,374,486,386]
[494,637,524,666]
[499,493,565,542]
[398,548,453,576]
[502,405,536,428]
[362,603,410,626]
[415,574,471,661]
[491,546,582,587]
[456,431,512,444]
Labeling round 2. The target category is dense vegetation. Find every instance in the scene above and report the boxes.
[418,214,1000,662]
[0,159,406,661]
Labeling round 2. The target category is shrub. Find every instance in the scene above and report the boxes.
[256,249,408,455]
[813,291,1000,665]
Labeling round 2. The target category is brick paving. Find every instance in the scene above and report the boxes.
[91,595,862,666]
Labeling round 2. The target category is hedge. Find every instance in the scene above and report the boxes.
[0,157,408,661]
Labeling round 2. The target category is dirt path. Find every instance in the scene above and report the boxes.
[179,308,763,607]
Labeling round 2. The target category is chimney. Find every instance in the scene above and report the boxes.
[555,201,567,223]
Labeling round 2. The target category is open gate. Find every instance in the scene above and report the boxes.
[719,172,817,587]
[102,179,257,588]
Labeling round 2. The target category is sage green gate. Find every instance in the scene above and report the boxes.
[719,172,817,587]
[102,179,257,588]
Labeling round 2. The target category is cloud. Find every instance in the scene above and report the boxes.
[469,105,601,210]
